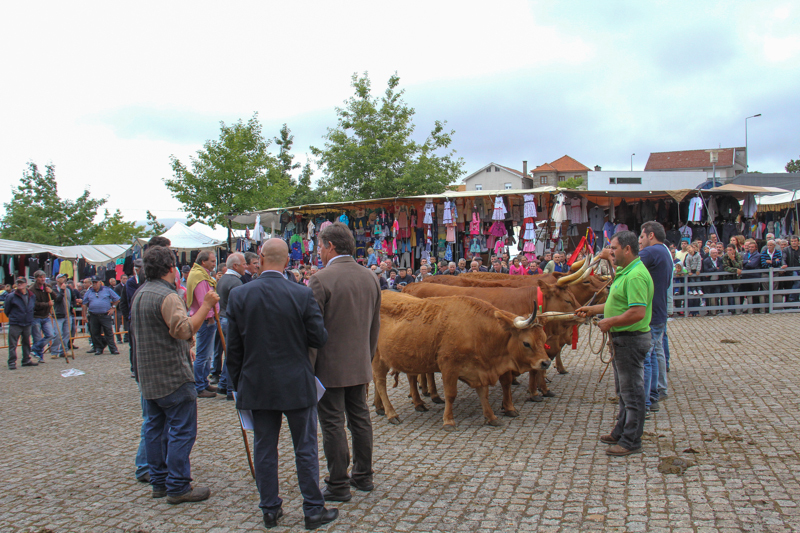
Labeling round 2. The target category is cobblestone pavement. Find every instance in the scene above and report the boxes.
[2,313,800,532]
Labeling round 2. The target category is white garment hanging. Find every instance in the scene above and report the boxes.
[523,194,537,218]
[687,197,704,222]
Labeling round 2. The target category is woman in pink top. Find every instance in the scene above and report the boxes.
[509,257,528,276]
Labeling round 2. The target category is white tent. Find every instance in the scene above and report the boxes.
[189,222,247,241]
[138,221,224,251]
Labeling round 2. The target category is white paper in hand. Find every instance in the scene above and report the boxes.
[232,392,254,431]
[316,377,326,401]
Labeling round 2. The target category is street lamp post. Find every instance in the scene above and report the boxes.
[745,114,761,171]
[630,153,635,171]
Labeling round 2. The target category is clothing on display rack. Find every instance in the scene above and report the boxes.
[492,197,508,221]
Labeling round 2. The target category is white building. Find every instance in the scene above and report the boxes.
[462,162,533,191]
[588,170,708,191]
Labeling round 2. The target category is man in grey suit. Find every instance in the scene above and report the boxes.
[309,222,382,502]
[227,239,338,530]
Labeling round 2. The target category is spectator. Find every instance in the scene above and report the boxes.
[683,245,703,296]
[415,265,431,282]
[509,257,527,276]
[6,277,38,369]
[82,276,120,355]
[761,239,782,298]
[51,275,74,358]
[214,252,246,400]
[395,269,414,288]
[30,270,56,364]
[186,251,221,398]
[782,236,800,303]
[489,258,508,274]
[443,262,459,276]
[722,244,743,313]
[528,260,541,275]
[414,258,428,277]
[760,233,776,254]
[242,252,259,283]
[467,261,481,274]
[741,239,762,313]
[457,258,467,273]
[702,247,724,315]
[387,269,399,288]
[675,240,690,263]
[474,256,488,272]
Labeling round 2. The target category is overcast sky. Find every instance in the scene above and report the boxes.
[1,0,798,225]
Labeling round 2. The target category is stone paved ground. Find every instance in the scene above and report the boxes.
[2,313,800,532]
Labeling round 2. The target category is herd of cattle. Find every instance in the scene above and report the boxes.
[371,254,612,430]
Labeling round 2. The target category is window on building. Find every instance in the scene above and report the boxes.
[574,175,581,179]
[609,178,616,184]
[485,167,492,172]
[504,183,513,190]
[616,177,642,184]
[475,184,483,190]
[558,175,566,182]
[495,167,500,172]
[540,176,548,185]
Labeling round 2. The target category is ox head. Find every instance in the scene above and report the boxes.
[494,305,551,372]
[554,255,610,306]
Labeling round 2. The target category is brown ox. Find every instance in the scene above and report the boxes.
[422,268,610,376]
[373,291,550,429]
[402,280,582,410]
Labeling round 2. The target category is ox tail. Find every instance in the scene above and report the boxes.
[390,370,400,388]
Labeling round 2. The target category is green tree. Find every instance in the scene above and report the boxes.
[93,209,142,244]
[165,114,292,227]
[560,176,584,189]
[311,72,464,201]
[787,158,800,173]
[1,162,106,245]
[145,210,167,236]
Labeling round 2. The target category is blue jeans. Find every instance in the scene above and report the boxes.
[658,326,668,397]
[217,317,230,392]
[135,389,167,479]
[643,322,666,408]
[31,317,55,359]
[193,321,217,393]
[51,317,70,356]
[610,332,650,450]
[144,382,198,496]
[663,328,670,372]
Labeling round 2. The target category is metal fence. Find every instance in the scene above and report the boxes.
[673,266,800,315]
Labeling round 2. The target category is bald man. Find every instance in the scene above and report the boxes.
[226,239,337,529]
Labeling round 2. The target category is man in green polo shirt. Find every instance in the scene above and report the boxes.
[576,231,654,457]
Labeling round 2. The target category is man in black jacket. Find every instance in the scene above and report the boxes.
[50,275,74,358]
[226,239,337,530]
[782,236,800,302]
[702,247,724,315]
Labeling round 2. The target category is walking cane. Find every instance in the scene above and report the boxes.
[47,291,71,364]
[215,307,256,480]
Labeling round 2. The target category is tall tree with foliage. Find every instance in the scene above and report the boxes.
[787,157,800,173]
[145,210,167,236]
[1,162,106,245]
[165,114,293,227]
[93,209,142,244]
[311,72,464,201]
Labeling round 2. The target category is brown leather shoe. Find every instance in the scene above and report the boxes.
[166,485,210,504]
[205,385,218,393]
[198,390,217,398]
[606,444,642,456]
[599,434,618,445]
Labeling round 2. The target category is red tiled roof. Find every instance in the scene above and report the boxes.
[644,148,743,171]
[533,156,589,173]
[497,164,524,177]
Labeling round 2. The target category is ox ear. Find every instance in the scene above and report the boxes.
[494,310,517,329]
[537,279,555,295]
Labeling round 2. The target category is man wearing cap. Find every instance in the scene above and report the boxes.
[82,277,120,355]
[6,278,38,369]
[30,270,56,364]
[51,275,76,358]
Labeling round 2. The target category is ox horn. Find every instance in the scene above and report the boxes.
[557,252,593,286]
[538,311,586,323]
[512,303,538,329]
[568,257,586,272]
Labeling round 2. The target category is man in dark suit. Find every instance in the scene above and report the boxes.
[226,239,337,530]
[702,247,724,315]
[309,222,381,502]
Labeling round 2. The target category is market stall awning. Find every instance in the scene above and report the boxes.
[706,184,789,195]
[756,191,800,212]
[0,239,131,265]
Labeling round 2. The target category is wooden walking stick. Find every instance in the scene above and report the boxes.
[215,307,256,480]
[47,291,71,364]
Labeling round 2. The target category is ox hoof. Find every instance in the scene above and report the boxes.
[558,370,569,375]
[511,378,520,385]
[375,408,385,416]
[543,391,556,398]
[443,424,456,432]
[503,409,519,418]
[415,404,429,412]
[431,397,445,404]
[388,416,402,425]
[486,418,504,427]
[527,396,544,403]
[422,392,431,397]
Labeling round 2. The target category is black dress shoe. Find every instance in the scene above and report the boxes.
[21,360,38,367]
[321,487,351,502]
[95,351,104,355]
[349,477,374,492]
[263,508,284,528]
[304,508,338,530]
[110,350,120,355]
[8,365,16,370]
[86,348,96,353]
